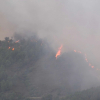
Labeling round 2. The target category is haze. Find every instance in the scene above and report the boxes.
[0,0,100,91]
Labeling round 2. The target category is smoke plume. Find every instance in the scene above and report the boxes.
[0,0,100,92]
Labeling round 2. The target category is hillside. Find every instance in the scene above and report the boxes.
[0,34,100,100]
[63,86,100,100]
[0,34,47,100]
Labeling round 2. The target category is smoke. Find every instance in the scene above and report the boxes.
[0,1,100,51]
[0,12,14,39]
[0,0,100,93]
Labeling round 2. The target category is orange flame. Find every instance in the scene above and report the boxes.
[55,46,100,71]
[73,50,96,70]
[15,40,19,43]
[55,45,63,59]
[12,48,15,51]
[91,66,94,68]
[74,50,76,52]
[8,47,11,49]
[85,58,88,62]
[78,51,81,53]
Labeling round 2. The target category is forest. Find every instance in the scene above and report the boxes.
[0,34,100,100]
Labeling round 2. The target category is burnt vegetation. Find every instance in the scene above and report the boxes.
[0,34,100,100]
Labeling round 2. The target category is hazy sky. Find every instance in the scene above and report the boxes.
[0,0,100,67]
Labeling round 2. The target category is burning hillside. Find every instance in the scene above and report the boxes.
[55,44,63,59]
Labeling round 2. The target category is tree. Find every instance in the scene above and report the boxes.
[5,37,9,41]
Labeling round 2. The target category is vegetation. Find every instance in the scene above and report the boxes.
[0,34,46,100]
[0,34,100,100]
[62,86,100,100]
[41,87,100,100]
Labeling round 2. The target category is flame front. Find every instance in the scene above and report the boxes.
[74,50,97,69]
[55,45,63,59]
[12,48,15,51]
[15,40,19,43]
[8,47,11,49]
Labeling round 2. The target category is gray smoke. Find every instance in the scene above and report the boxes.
[0,0,100,92]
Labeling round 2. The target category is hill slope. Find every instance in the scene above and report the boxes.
[0,34,100,100]
[63,86,100,100]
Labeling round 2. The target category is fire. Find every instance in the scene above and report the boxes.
[91,66,94,68]
[73,49,97,70]
[15,40,19,43]
[55,45,63,59]
[74,50,76,52]
[85,58,88,62]
[8,47,11,49]
[56,45,100,71]
[12,48,15,51]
